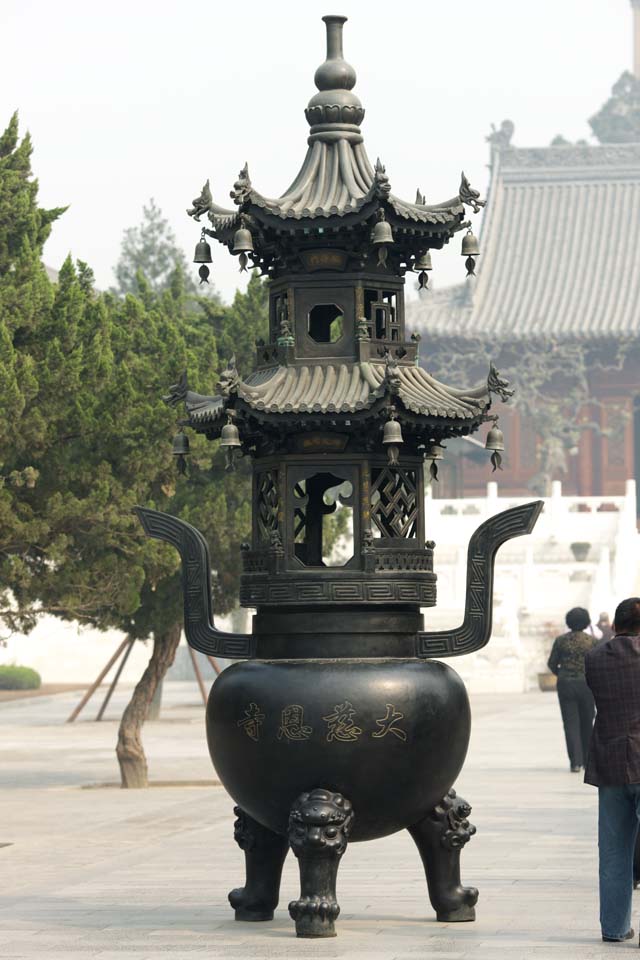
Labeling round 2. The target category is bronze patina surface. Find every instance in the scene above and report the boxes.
[137,14,541,940]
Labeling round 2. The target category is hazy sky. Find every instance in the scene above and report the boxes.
[1,0,634,303]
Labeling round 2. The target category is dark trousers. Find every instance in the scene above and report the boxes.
[556,675,595,768]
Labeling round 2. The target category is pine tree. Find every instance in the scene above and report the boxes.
[0,112,75,633]
[112,198,204,298]
[0,116,269,786]
[198,269,269,373]
[590,71,640,144]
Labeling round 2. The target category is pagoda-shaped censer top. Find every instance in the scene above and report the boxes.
[152,14,521,652]
[143,13,532,662]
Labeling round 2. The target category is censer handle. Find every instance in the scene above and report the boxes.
[134,507,255,660]
[415,501,543,659]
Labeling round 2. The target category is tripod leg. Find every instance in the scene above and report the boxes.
[408,789,478,922]
[229,807,289,922]
[288,788,354,938]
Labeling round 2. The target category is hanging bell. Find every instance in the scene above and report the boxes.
[232,216,254,273]
[414,251,433,290]
[461,227,480,277]
[383,418,404,446]
[194,230,212,263]
[220,415,241,449]
[424,443,444,482]
[382,409,403,467]
[485,422,504,472]
[220,411,242,472]
[172,430,190,476]
[372,210,394,267]
[194,228,212,285]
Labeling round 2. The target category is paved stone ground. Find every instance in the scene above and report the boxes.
[0,683,635,958]
[0,685,87,703]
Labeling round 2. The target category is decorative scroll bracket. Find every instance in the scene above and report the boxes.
[416,501,543,659]
[134,507,255,660]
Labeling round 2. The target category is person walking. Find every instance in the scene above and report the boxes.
[585,597,640,944]
[547,607,598,772]
[586,620,603,642]
[596,611,614,643]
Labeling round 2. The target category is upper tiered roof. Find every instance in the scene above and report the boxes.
[187,15,482,269]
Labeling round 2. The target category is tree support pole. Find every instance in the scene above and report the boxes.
[66,638,130,723]
[188,645,208,705]
[207,655,222,676]
[95,637,135,721]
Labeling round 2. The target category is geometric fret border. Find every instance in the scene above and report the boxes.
[240,575,436,607]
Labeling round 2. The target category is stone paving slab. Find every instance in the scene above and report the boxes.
[0,684,87,703]
[1,686,637,958]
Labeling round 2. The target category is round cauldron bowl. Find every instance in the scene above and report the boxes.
[206,658,470,842]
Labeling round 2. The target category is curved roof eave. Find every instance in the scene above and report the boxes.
[184,360,491,431]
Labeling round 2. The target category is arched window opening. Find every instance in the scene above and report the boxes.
[294,473,354,566]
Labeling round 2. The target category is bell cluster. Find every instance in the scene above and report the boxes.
[193,217,256,283]
[192,212,480,286]
[379,410,502,481]
[171,410,243,477]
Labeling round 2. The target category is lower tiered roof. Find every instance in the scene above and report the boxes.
[182,358,499,437]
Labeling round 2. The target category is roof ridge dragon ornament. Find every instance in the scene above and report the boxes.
[459,172,485,214]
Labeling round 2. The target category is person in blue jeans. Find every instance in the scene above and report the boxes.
[585,597,640,944]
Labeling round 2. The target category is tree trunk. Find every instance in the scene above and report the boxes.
[116,623,182,788]
[147,679,163,721]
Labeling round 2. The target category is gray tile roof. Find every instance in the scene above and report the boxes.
[185,361,490,426]
[247,142,463,224]
[206,142,464,228]
[407,143,640,339]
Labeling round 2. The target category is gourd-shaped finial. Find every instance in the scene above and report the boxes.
[305,15,364,133]
[314,15,356,92]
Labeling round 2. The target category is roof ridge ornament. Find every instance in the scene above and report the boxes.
[459,172,485,214]
[486,120,515,150]
[217,356,240,397]
[187,180,212,221]
[383,352,402,393]
[163,370,189,408]
[374,158,391,198]
[487,363,514,403]
[231,164,252,207]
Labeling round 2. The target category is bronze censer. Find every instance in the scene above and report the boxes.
[137,15,541,939]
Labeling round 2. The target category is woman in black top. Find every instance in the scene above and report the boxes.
[547,607,599,772]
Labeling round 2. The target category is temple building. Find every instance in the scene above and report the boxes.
[408,1,640,508]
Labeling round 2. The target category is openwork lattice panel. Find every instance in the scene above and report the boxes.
[293,481,308,543]
[257,470,279,541]
[371,467,417,539]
